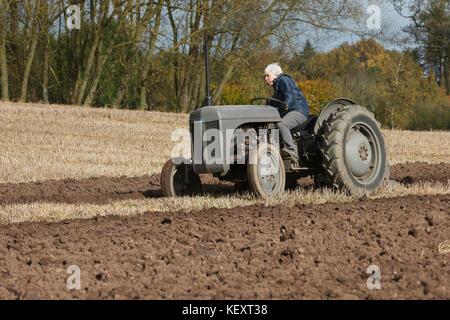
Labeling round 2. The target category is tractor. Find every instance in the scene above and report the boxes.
[160,44,388,198]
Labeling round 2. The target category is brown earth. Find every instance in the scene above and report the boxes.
[0,162,448,206]
[389,162,450,185]
[0,194,448,299]
[0,161,448,300]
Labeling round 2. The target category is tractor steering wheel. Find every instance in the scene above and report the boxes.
[250,97,288,110]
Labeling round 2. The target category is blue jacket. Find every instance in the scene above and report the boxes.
[271,73,309,118]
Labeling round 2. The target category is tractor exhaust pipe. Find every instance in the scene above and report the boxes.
[204,38,213,106]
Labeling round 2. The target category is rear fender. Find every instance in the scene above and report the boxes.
[313,98,357,134]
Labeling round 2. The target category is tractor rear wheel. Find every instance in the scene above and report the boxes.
[160,158,202,197]
[247,142,285,197]
[319,105,387,195]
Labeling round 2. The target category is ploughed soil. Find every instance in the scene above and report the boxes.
[0,194,448,299]
[0,161,448,300]
[0,162,448,206]
[389,162,450,185]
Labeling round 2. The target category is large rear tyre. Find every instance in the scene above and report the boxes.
[247,142,285,198]
[319,105,387,195]
[160,158,202,197]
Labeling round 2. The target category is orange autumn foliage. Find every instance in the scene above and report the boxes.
[297,79,337,115]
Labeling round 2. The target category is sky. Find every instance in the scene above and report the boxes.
[56,0,414,55]
[317,1,412,53]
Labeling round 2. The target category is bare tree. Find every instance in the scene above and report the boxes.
[20,0,41,102]
[112,0,164,107]
[0,0,9,100]
[73,0,113,105]
[138,1,164,109]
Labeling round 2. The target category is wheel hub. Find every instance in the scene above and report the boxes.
[345,130,372,177]
[258,152,280,193]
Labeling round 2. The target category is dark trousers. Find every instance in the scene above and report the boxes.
[278,111,308,154]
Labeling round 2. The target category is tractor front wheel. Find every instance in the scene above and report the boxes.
[247,142,285,197]
[160,158,202,197]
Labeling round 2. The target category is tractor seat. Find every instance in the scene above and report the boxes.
[291,115,318,139]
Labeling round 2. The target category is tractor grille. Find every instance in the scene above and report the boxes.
[204,120,219,131]
[204,121,219,160]
[190,120,220,164]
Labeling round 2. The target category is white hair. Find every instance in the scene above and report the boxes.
[265,63,283,76]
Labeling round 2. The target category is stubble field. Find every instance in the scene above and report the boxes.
[0,101,448,299]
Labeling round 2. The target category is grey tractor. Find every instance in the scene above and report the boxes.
[161,43,388,198]
[161,97,388,198]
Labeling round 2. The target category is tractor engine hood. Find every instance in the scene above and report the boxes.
[190,105,281,123]
[188,105,281,175]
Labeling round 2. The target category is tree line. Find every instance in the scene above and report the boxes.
[0,0,448,130]
[235,38,448,130]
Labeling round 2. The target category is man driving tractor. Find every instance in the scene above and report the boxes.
[161,48,387,198]
[264,63,310,162]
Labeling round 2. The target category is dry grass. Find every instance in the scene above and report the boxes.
[1,101,448,183]
[383,129,450,165]
[0,101,449,224]
[0,101,187,183]
[0,181,448,224]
